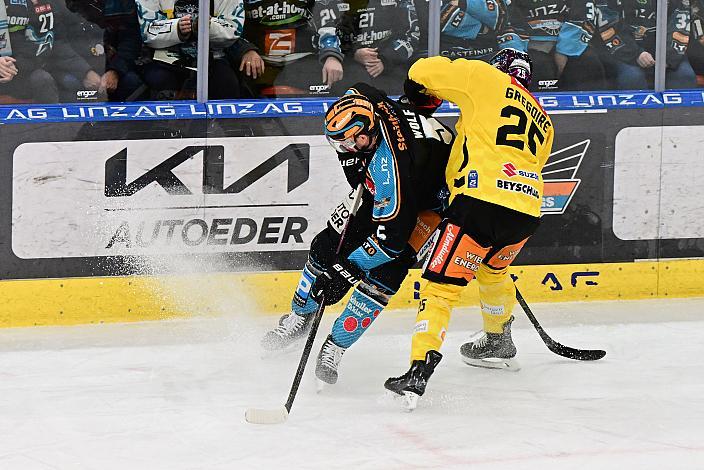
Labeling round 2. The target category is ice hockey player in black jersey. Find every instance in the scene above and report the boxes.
[261,82,453,388]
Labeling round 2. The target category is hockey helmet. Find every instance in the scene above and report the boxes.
[490,48,533,88]
[323,94,378,154]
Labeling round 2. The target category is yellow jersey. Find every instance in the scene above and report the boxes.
[408,57,554,217]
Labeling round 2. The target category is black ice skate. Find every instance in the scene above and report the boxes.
[459,315,520,371]
[384,350,443,411]
[315,335,347,390]
[261,312,314,353]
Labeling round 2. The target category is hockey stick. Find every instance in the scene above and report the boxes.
[245,184,365,424]
[515,286,606,361]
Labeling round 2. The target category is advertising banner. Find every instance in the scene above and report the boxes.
[12,136,345,259]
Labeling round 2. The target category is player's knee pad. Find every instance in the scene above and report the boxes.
[331,281,389,348]
[476,265,515,333]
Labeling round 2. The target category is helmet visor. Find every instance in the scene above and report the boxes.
[326,134,359,154]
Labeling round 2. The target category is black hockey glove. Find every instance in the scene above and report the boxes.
[309,258,365,303]
[329,257,366,288]
[402,78,442,116]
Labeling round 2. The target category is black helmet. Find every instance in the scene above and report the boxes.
[490,48,533,88]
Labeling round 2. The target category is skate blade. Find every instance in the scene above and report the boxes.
[260,340,305,360]
[383,390,420,411]
[461,356,521,371]
[402,391,419,412]
[316,378,326,394]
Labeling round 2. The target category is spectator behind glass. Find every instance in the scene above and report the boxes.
[437,0,511,62]
[0,0,62,103]
[237,0,344,97]
[51,0,145,102]
[136,0,254,100]
[595,0,696,90]
[689,0,704,86]
[337,0,420,94]
[500,0,606,92]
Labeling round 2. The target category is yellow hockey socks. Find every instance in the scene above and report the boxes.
[410,281,463,361]
[476,265,516,334]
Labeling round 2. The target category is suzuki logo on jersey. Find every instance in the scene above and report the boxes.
[503,162,539,180]
[540,139,589,215]
[502,162,518,177]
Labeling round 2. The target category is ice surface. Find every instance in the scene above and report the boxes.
[0,298,703,470]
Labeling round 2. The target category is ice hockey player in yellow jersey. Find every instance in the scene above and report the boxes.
[385,49,555,410]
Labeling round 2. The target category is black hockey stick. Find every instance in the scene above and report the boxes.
[515,286,606,361]
[245,184,364,424]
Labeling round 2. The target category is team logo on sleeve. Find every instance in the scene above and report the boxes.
[541,139,589,215]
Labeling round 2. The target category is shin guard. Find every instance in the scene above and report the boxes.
[291,262,323,316]
[330,282,388,348]
[410,281,463,361]
[476,265,516,334]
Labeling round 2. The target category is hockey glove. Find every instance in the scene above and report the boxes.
[308,258,365,304]
[329,257,365,289]
[402,78,442,116]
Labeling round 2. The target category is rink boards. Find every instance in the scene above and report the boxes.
[0,259,702,327]
[0,90,703,327]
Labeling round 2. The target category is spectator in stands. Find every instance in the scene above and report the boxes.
[49,0,146,102]
[595,0,696,90]
[688,39,704,87]
[238,0,344,97]
[136,0,254,100]
[336,0,420,94]
[412,0,430,60]
[437,0,511,62]
[0,0,61,103]
[500,0,606,91]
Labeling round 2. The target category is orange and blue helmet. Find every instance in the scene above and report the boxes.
[323,94,378,154]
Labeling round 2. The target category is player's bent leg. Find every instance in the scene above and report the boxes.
[386,221,488,409]
[384,281,462,410]
[460,264,520,371]
[261,226,351,353]
[410,281,463,361]
[315,281,390,385]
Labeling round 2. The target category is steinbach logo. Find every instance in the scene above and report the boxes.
[541,139,589,215]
